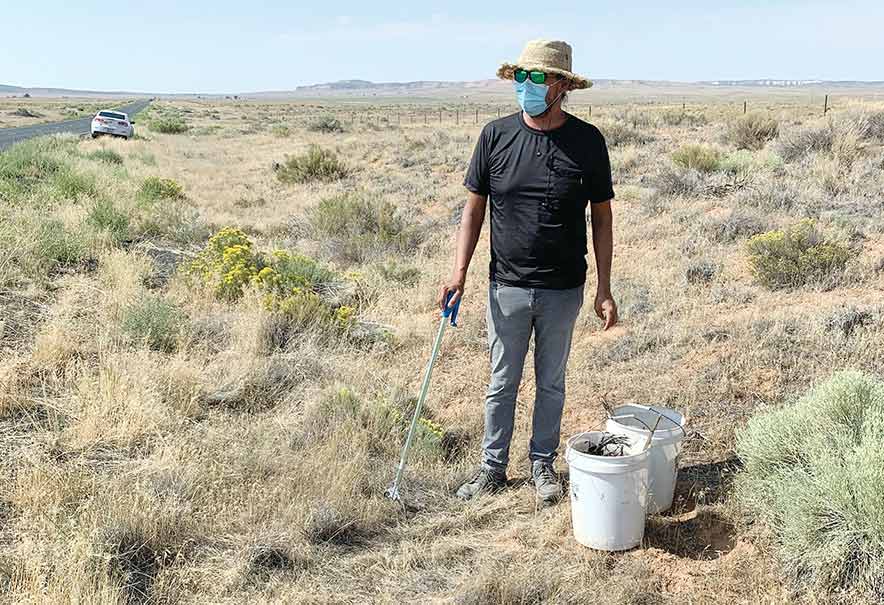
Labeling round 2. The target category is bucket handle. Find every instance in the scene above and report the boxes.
[609,408,688,438]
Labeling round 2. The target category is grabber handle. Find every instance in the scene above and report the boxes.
[442,290,461,327]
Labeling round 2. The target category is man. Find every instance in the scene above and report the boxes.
[439,39,617,506]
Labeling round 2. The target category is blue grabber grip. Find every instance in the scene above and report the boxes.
[442,291,461,327]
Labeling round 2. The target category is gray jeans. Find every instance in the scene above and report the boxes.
[481,281,584,473]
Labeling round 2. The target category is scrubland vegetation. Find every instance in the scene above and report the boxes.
[1,96,884,603]
[0,98,111,128]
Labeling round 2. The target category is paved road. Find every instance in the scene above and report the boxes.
[0,98,152,152]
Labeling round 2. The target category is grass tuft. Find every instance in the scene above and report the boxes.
[87,198,130,243]
[120,295,187,353]
[149,115,189,134]
[307,114,345,133]
[137,176,185,204]
[672,144,721,172]
[276,145,348,184]
[302,501,366,546]
[727,112,779,150]
[87,149,124,165]
[776,124,834,162]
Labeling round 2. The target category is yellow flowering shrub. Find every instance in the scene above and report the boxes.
[746,219,855,290]
[189,227,260,301]
[189,227,357,333]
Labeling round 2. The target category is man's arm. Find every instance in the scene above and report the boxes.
[590,199,618,330]
[438,192,487,309]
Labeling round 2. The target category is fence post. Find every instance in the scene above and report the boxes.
[456,109,459,125]
[823,94,829,115]
[424,111,427,125]
[589,105,592,118]
[743,100,747,114]
[475,108,478,124]
[439,109,442,124]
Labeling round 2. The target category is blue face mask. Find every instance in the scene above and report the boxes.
[514,80,553,117]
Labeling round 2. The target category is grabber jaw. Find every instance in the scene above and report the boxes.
[384,483,401,502]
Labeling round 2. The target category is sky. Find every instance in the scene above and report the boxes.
[2,0,882,93]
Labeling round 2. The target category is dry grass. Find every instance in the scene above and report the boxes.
[1,97,884,604]
[0,97,113,128]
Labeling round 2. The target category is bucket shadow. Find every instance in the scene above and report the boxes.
[644,508,736,560]
[667,457,742,515]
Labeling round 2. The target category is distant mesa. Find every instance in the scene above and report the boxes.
[3,78,884,100]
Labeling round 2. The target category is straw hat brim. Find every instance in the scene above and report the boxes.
[497,63,592,90]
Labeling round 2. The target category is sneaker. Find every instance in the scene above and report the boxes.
[455,466,507,500]
[532,461,562,506]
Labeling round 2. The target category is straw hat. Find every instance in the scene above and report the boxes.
[497,39,591,90]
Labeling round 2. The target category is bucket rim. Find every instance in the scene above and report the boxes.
[606,404,687,439]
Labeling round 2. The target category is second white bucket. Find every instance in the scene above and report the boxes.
[605,405,687,514]
[565,431,650,551]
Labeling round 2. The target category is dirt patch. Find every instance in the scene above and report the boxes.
[645,508,736,560]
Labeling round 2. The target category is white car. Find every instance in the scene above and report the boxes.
[91,110,135,139]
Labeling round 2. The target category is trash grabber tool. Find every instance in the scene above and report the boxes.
[385,292,461,502]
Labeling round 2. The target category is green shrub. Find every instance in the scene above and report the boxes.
[597,121,653,147]
[718,149,783,177]
[377,261,421,286]
[309,192,423,263]
[736,370,884,599]
[276,145,348,184]
[149,115,189,134]
[11,107,42,118]
[727,112,779,150]
[671,144,721,173]
[685,259,716,285]
[133,199,207,244]
[120,295,186,352]
[138,176,185,204]
[654,165,702,196]
[704,209,768,243]
[87,149,124,165]
[660,109,708,127]
[87,198,130,242]
[746,220,854,289]
[270,124,290,137]
[307,115,344,133]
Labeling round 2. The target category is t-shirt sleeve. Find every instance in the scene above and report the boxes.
[463,124,492,196]
[587,130,615,203]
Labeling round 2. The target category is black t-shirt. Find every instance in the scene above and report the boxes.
[464,111,614,289]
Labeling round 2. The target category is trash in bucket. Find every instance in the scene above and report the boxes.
[565,431,650,551]
[605,405,687,514]
[569,432,631,457]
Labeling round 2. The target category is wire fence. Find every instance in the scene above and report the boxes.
[287,94,882,130]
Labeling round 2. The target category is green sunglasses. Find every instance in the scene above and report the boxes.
[514,69,555,85]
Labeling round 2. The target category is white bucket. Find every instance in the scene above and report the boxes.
[605,405,687,514]
[565,431,650,551]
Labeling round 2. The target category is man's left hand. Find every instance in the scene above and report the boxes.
[594,293,618,331]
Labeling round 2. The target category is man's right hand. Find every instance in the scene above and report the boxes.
[438,277,465,311]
